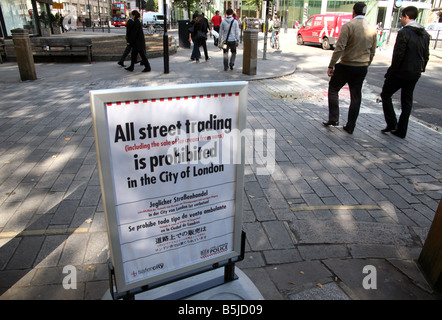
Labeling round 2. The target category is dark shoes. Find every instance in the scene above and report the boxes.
[322,120,339,127]
[322,121,353,133]
[391,130,406,139]
[117,61,125,67]
[381,126,397,133]
[125,66,151,72]
[381,125,405,138]
[343,125,354,134]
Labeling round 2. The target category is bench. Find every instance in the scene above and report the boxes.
[31,38,92,63]
[0,38,6,63]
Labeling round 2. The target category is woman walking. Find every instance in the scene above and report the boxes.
[189,12,202,62]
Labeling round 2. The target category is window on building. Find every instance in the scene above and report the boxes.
[0,0,39,36]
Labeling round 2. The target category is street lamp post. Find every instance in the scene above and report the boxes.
[87,0,92,27]
[263,0,272,60]
[163,2,169,73]
[206,0,211,14]
[98,0,101,26]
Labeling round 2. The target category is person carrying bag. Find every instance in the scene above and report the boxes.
[219,9,239,71]
[219,20,233,50]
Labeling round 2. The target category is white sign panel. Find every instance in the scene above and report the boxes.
[90,82,247,293]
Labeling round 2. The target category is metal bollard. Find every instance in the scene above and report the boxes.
[242,30,258,75]
[11,28,36,81]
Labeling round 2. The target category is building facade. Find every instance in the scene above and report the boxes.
[0,0,437,37]
[0,0,110,37]
[267,0,434,30]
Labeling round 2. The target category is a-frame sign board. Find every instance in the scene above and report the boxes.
[90,82,248,298]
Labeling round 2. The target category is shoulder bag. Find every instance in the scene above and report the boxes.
[221,20,234,49]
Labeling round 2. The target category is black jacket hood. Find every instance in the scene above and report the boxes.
[405,23,427,37]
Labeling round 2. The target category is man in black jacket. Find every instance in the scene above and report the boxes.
[380,6,430,138]
[125,10,151,72]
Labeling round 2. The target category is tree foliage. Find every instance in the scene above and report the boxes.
[145,0,157,11]
[244,0,261,18]
[173,0,201,19]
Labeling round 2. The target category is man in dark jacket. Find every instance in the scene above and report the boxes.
[380,6,430,138]
[125,10,151,72]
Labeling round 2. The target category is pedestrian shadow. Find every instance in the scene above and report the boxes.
[0,182,106,298]
[0,81,108,299]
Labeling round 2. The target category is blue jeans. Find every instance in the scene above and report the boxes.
[271,29,278,47]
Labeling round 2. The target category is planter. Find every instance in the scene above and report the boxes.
[52,26,62,34]
[41,28,51,37]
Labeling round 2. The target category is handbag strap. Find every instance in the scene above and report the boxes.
[225,20,234,41]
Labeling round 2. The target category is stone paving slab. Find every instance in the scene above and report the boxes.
[289,282,351,300]
[323,259,435,300]
[288,219,417,246]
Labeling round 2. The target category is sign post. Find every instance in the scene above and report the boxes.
[90,82,248,298]
[163,2,169,74]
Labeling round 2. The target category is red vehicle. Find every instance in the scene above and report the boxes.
[111,2,128,27]
[297,13,352,50]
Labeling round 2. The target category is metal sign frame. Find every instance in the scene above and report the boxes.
[90,82,248,294]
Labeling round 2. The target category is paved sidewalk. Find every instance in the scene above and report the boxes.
[0,31,441,300]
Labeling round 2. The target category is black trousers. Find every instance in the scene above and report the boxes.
[380,74,419,137]
[119,45,132,63]
[328,63,368,130]
[213,26,220,46]
[200,39,209,60]
[128,46,150,69]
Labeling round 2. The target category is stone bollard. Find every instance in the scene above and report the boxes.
[11,28,37,81]
[242,30,258,75]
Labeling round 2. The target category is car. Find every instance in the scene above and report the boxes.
[297,13,352,50]
[426,22,442,40]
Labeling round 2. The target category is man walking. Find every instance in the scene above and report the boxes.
[124,10,151,72]
[380,6,430,139]
[219,8,239,71]
[211,10,222,46]
[323,2,377,134]
[117,14,134,67]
